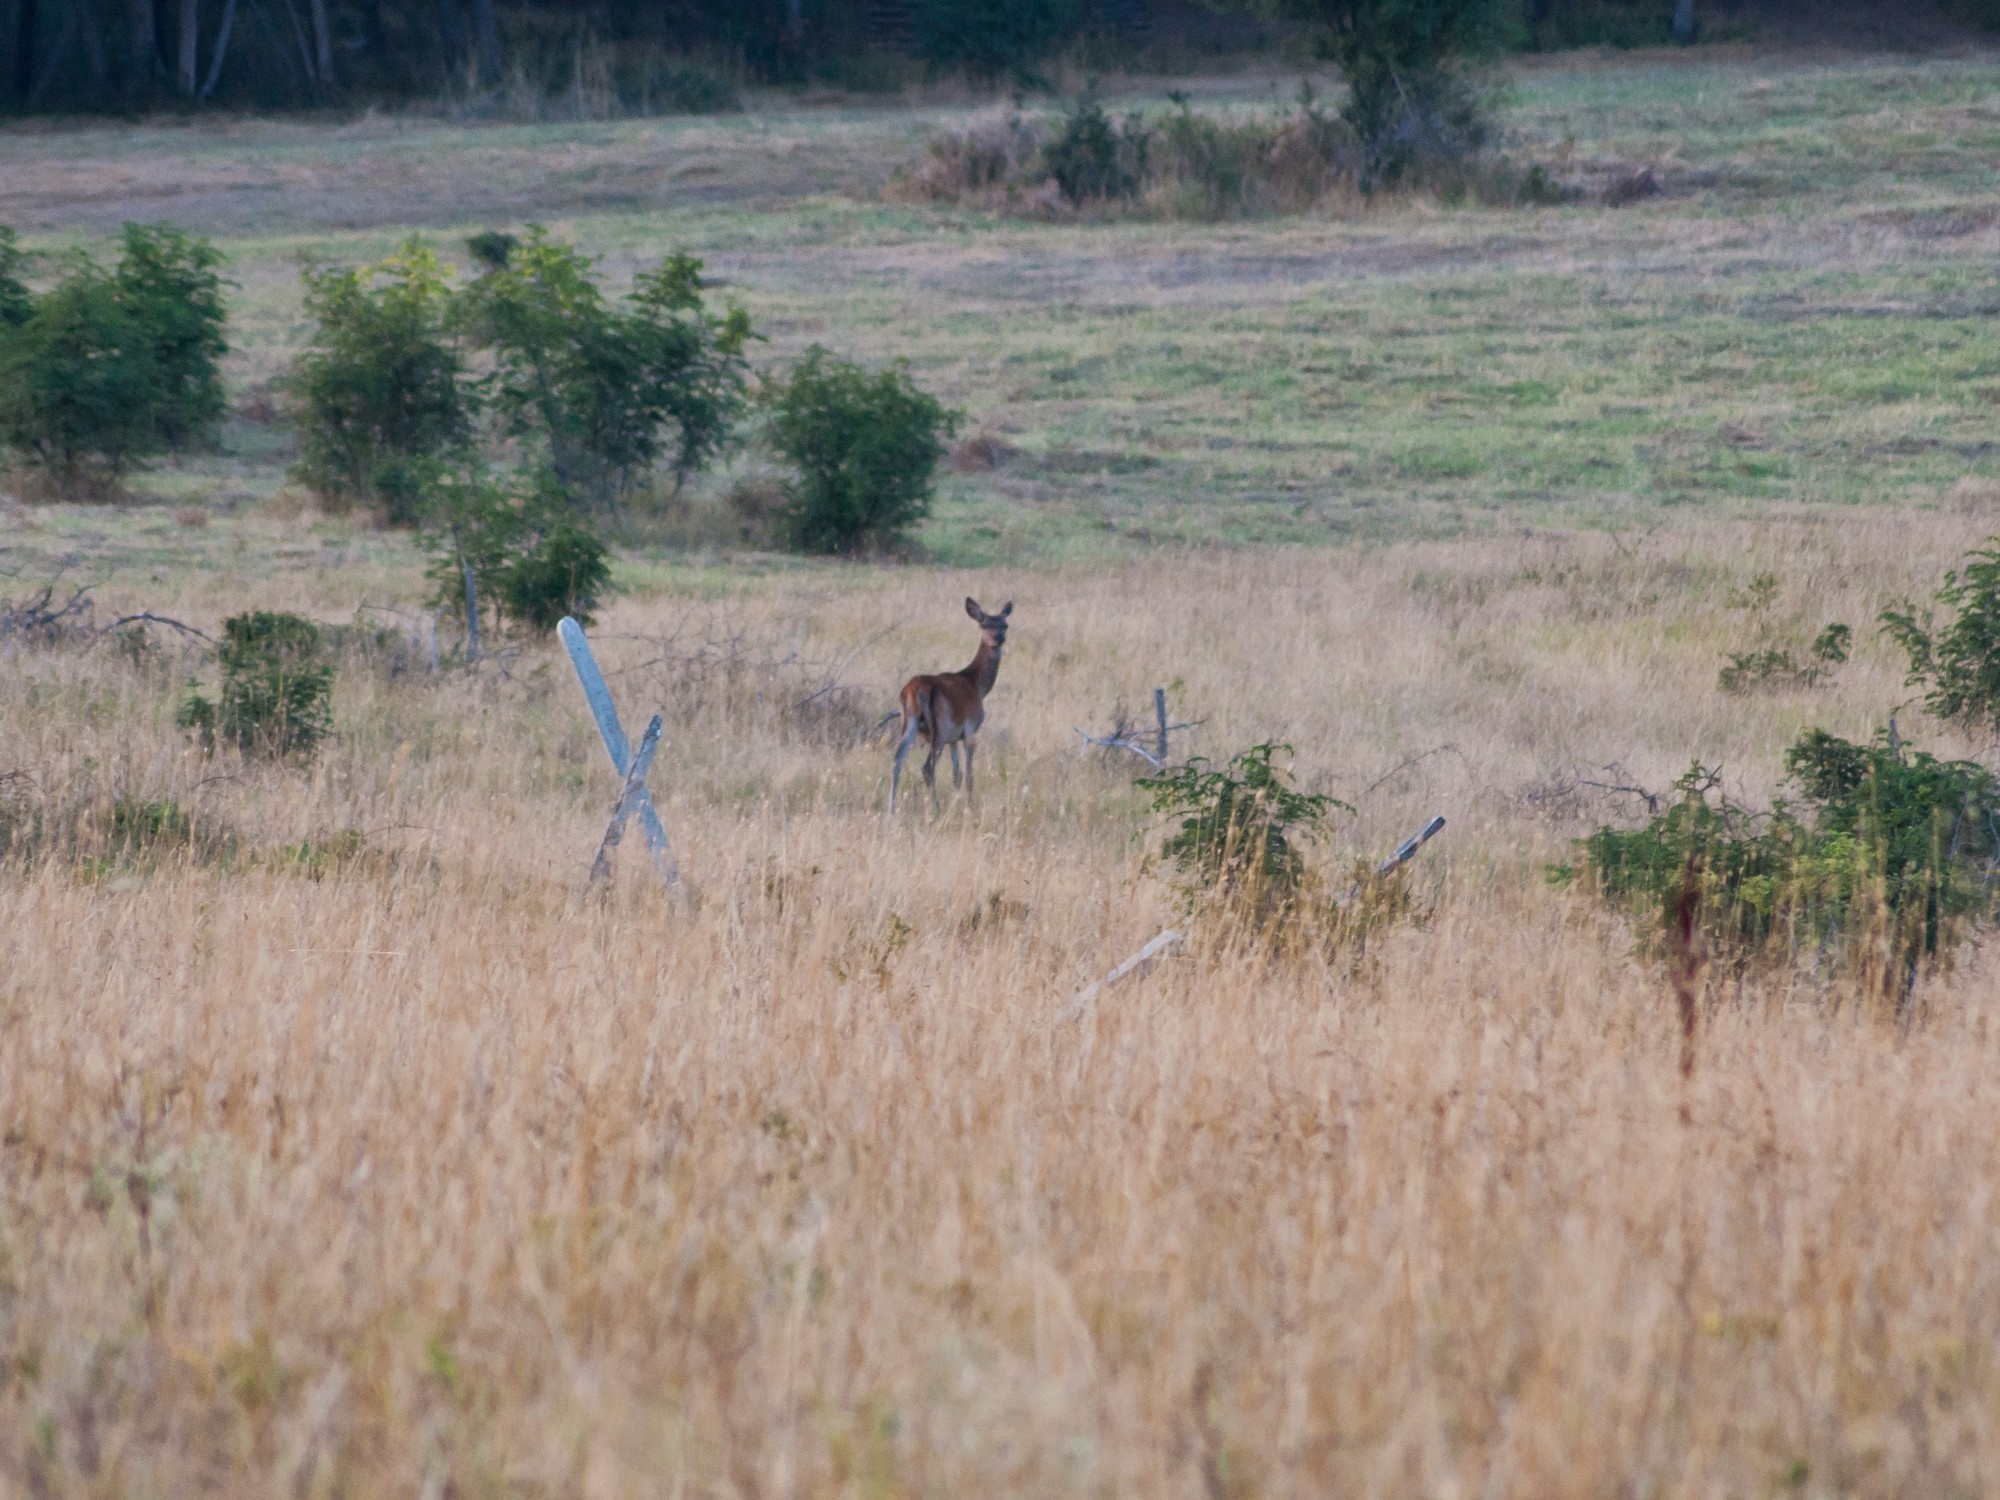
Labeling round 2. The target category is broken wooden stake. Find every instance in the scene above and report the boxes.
[1063,928,1184,1022]
[588,713,663,887]
[559,615,683,896]
[1344,814,1446,903]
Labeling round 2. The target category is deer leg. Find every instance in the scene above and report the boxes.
[949,742,962,789]
[922,742,941,812]
[964,738,977,810]
[889,715,920,815]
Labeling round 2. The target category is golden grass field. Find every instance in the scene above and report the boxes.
[9,30,2000,1500]
[10,510,2000,1497]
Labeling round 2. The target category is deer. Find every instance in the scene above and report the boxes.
[889,597,1013,815]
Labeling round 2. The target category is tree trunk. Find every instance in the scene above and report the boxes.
[470,0,499,84]
[308,0,332,87]
[1672,0,1695,44]
[177,0,197,94]
[77,0,109,82]
[435,0,462,72]
[128,0,155,78]
[13,0,38,102]
[198,0,235,96]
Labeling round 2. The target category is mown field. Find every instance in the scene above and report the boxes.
[7,36,2000,1499]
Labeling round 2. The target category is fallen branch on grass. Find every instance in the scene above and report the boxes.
[1076,687,1201,768]
[1062,928,1185,1022]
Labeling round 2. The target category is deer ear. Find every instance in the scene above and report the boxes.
[1000,601,1013,617]
[965,597,981,620]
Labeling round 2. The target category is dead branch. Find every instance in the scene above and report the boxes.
[0,565,95,644]
[1062,928,1185,1022]
[101,611,214,644]
[1578,762,1662,815]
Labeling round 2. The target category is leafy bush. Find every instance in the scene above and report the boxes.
[0,228,30,329]
[1716,624,1850,693]
[1881,540,2000,732]
[461,229,752,506]
[912,0,1078,82]
[1043,95,1147,203]
[0,223,229,497]
[179,612,336,759]
[1246,0,1510,189]
[764,348,960,556]
[288,239,471,522]
[1573,730,2000,1005]
[113,223,228,451]
[418,461,612,636]
[0,268,163,494]
[897,92,1359,219]
[1137,742,1351,916]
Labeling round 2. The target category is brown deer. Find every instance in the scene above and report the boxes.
[889,598,1012,815]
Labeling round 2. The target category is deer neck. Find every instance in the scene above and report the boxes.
[962,639,1002,700]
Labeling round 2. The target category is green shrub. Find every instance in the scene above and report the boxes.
[1572,730,2000,1004]
[1881,540,2000,732]
[1716,625,1849,694]
[0,229,30,329]
[113,223,228,451]
[1245,0,1511,188]
[912,0,1078,82]
[1043,94,1146,203]
[462,229,753,506]
[764,347,960,556]
[0,265,164,495]
[288,239,471,521]
[179,612,336,758]
[418,461,612,636]
[1137,742,1351,916]
[0,223,228,497]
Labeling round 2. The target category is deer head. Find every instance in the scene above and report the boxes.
[966,597,1012,650]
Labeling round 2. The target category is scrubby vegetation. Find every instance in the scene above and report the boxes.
[1882,539,2000,734]
[1575,730,2000,1006]
[762,347,960,555]
[178,610,336,758]
[0,224,226,498]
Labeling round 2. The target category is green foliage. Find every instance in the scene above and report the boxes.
[1043,94,1147,203]
[764,348,960,556]
[461,228,752,506]
[288,239,471,522]
[912,0,1078,82]
[0,229,30,330]
[179,612,336,759]
[1881,540,2000,733]
[1938,0,2000,31]
[0,223,228,496]
[417,461,612,635]
[1716,626,1848,694]
[498,521,612,632]
[1520,0,1675,49]
[1574,731,2000,999]
[1244,0,1510,187]
[113,223,228,451]
[0,267,163,493]
[1137,743,1352,913]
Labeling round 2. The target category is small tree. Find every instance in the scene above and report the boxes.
[114,223,228,451]
[0,228,30,329]
[0,223,228,497]
[288,239,471,521]
[461,229,753,506]
[1242,0,1510,188]
[0,264,163,495]
[1138,743,1350,916]
[418,461,612,639]
[764,347,959,555]
[178,611,336,759]
[1881,539,2000,734]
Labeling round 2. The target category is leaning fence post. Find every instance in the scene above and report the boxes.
[559,615,683,896]
[589,713,664,887]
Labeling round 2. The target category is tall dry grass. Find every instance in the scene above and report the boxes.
[7,510,2000,1496]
